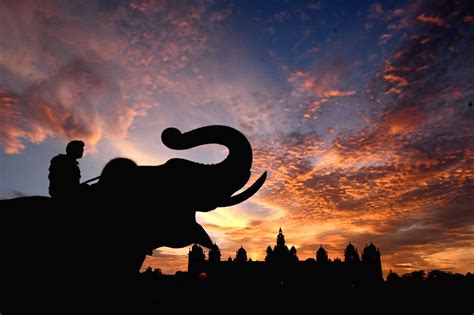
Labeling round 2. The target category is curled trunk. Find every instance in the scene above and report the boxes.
[161,125,253,179]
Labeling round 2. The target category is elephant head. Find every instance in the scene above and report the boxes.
[96,125,266,256]
[159,125,267,209]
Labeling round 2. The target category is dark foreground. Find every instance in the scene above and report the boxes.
[137,270,474,313]
[1,270,473,314]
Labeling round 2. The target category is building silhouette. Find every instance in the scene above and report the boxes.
[141,229,474,313]
[187,244,205,274]
[265,228,298,264]
[344,242,360,263]
[188,228,384,287]
[208,243,221,263]
[141,228,473,312]
[235,246,248,263]
[316,245,329,263]
[362,242,383,283]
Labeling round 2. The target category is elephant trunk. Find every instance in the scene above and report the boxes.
[161,125,253,175]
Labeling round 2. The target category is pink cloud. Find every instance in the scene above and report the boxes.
[379,34,393,45]
[0,0,230,153]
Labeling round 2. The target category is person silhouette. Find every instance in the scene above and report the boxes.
[48,140,89,199]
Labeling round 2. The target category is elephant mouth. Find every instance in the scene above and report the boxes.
[191,172,267,248]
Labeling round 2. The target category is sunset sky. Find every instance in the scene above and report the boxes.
[1,0,473,276]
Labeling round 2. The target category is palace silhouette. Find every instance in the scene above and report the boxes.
[187,228,383,287]
[139,227,473,311]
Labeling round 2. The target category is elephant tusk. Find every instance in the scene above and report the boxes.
[219,172,267,207]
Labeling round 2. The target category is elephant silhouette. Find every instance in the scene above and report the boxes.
[0,125,266,313]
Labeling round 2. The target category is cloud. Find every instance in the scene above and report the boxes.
[288,59,355,99]
[0,1,133,152]
[140,0,474,276]
[2,0,473,277]
[0,58,115,153]
[221,0,474,275]
[307,2,322,11]
[383,73,408,89]
[416,14,445,27]
[464,15,474,23]
[284,59,359,120]
[141,248,188,274]
[368,1,410,30]
[0,0,232,153]
[378,34,393,45]
[382,106,427,134]
[139,0,474,276]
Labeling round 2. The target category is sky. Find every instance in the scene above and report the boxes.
[0,0,473,277]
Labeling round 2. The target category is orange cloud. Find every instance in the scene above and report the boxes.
[141,250,188,274]
[416,14,445,27]
[383,73,408,87]
[288,59,355,100]
[286,61,357,121]
[224,90,473,275]
[464,15,474,23]
[323,90,356,98]
[382,107,427,135]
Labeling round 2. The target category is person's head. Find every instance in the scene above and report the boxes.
[66,140,85,159]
